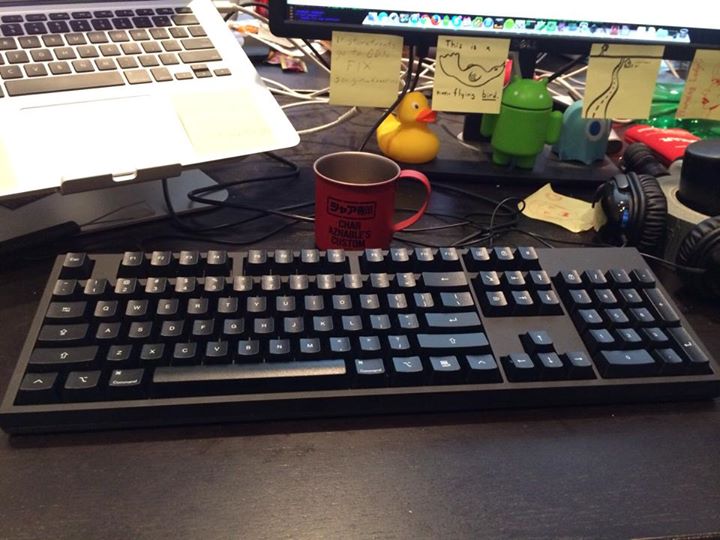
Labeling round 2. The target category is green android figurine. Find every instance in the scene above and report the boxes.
[480,77,563,169]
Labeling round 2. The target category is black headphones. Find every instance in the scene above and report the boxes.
[594,142,720,298]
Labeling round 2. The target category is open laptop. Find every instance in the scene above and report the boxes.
[0,0,299,199]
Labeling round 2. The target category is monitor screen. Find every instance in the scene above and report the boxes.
[270,1,720,59]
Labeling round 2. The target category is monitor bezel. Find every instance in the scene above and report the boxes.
[269,2,720,61]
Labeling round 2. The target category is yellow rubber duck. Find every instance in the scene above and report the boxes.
[376,91,440,164]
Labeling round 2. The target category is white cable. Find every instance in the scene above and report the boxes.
[296,107,359,135]
[282,99,330,109]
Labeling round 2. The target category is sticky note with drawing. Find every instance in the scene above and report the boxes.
[676,50,720,121]
[329,31,403,107]
[432,36,509,113]
[583,43,664,120]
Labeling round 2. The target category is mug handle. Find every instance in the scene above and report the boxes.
[392,169,432,232]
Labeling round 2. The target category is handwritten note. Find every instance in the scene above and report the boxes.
[676,50,720,120]
[329,31,403,107]
[0,138,18,199]
[583,43,664,119]
[432,36,509,113]
[522,184,596,233]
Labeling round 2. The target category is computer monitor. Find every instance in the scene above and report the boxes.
[269,1,720,60]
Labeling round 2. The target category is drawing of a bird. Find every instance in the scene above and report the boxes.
[376,92,439,164]
[438,52,505,88]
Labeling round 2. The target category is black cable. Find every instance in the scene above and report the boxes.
[640,253,707,274]
[358,45,416,152]
[411,45,428,91]
[301,38,331,70]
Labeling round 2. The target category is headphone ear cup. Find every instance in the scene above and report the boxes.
[634,174,668,253]
[677,216,720,298]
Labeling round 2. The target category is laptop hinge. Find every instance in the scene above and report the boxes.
[59,164,183,194]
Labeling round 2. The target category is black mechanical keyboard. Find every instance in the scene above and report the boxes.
[1,246,718,433]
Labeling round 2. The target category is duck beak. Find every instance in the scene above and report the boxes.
[415,107,437,123]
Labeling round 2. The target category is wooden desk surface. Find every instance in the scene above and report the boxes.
[1,93,719,539]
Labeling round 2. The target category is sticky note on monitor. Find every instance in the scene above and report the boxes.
[676,50,720,120]
[432,36,510,113]
[329,31,403,107]
[583,43,664,119]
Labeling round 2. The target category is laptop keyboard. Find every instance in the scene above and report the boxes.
[0,246,718,433]
[0,6,230,97]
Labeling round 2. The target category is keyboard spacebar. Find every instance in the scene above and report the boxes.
[153,360,348,395]
[5,72,125,96]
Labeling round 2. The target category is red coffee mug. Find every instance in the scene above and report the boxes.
[314,151,432,250]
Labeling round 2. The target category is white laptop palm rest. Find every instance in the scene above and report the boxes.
[0,0,299,200]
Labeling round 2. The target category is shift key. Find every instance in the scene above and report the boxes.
[418,332,489,349]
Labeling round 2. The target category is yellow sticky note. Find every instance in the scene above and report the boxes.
[676,50,720,120]
[583,43,664,119]
[432,36,509,113]
[329,31,403,107]
[522,184,596,233]
[0,138,18,199]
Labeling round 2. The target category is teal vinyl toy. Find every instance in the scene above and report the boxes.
[480,77,563,169]
[553,100,611,165]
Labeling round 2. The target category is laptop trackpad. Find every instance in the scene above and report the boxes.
[11,96,193,190]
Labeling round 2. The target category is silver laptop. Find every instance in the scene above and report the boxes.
[0,0,299,199]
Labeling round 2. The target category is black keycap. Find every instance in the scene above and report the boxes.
[466,247,491,269]
[654,348,685,374]
[353,359,386,387]
[29,345,97,370]
[60,252,93,278]
[429,355,463,383]
[537,352,565,379]
[205,342,230,364]
[64,370,102,400]
[421,272,467,288]
[94,300,118,318]
[520,330,554,353]
[128,321,152,339]
[107,345,133,365]
[586,328,617,352]
[5,71,124,95]
[557,270,582,287]
[529,270,551,288]
[668,327,711,373]
[38,323,88,343]
[417,332,489,350]
[425,312,481,329]
[503,271,526,289]
[616,328,643,348]
[632,268,656,287]
[564,351,595,379]
[440,291,474,308]
[154,361,347,395]
[596,350,657,378]
[502,353,539,381]
[156,298,179,316]
[391,356,424,386]
[517,247,539,268]
[466,354,502,383]
[96,322,120,340]
[482,290,509,316]
[46,301,86,320]
[582,269,607,287]
[173,343,198,365]
[160,320,184,338]
[644,288,680,325]
[478,271,501,288]
[17,373,59,404]
[108,368,145,398]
